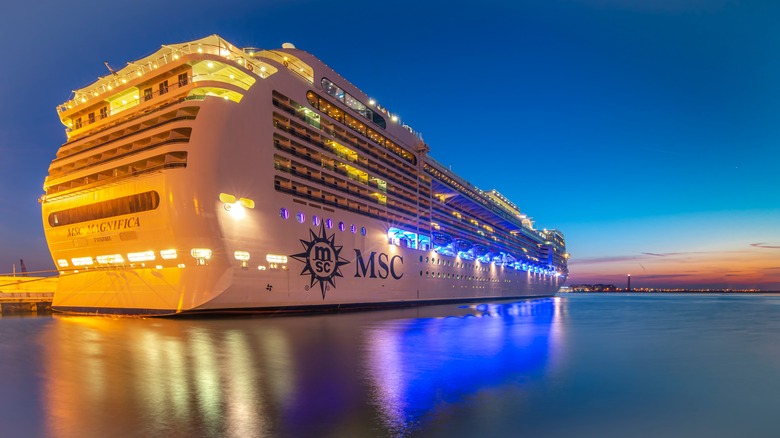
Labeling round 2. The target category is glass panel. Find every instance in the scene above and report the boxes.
[321,78,345,101]
[323,102,344,122]
[345,94,368,118]
[48,191,160,227]
[306,91,318,108]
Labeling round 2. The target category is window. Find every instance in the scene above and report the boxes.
[350,224,357,234]
[159,80,169,95]
[178,73,188,87]
[88,112,95,124]
[321,78,385,129]
[326,218,333,229]
[99,107,108,119]
[74,117,82,129]
[361,227,367,236]
[322,78,345,100]
[48,191,160,227]
[305,91,414,165]
[143,88,153,101]
[338,221,345,232]
[280,208,289,219]
[312,215,320,226]
[297,212,305,223]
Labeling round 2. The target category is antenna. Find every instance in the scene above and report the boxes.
[104,61,118,76]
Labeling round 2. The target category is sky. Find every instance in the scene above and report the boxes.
[0,0,777,289]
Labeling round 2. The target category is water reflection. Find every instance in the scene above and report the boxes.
[365,299,562,435]
[38,298,561,437]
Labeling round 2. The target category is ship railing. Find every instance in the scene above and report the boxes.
[424,155,543,235]
[66,74,193,134]
[425,155,483,195]
[64,39,271,111]
[250,49,313,84]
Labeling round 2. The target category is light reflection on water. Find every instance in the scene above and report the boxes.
[365,300,560,436]
[0,299,559,437]
[2,294,780,437]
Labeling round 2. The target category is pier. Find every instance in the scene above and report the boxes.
[0,276,57,313]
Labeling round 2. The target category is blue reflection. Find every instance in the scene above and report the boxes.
[365,298,560,434]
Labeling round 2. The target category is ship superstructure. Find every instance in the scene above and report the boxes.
[42,35,568,315]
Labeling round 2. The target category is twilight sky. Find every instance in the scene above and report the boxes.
[0,0,778,289]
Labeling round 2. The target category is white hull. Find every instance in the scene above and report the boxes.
[52,216,564,315]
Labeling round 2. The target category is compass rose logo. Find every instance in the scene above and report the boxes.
[290,223,350,299]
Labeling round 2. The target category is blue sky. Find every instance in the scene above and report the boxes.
[0,0,778,288]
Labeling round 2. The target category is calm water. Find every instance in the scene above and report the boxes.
[2,294,780,437]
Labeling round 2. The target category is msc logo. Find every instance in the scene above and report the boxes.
[354,250,403,280]
[291,224,350,299]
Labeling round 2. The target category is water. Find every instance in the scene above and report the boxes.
[1,294,780,438]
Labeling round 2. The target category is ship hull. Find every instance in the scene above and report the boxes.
[50,210,564,316]
[44,36,567,316]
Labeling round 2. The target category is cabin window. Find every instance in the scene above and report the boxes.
[178,73,188,87]
[143,88,153,101]
[159,80,169,95]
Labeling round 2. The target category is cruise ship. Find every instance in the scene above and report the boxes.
[42,35,568,315]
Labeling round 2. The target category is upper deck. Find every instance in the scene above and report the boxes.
[56,35,310,142]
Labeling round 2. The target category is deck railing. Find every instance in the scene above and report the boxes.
[60,38,311,112]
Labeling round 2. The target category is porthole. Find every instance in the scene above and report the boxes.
[351,224,357,234]
[339,222,346,232]
[312,215,320,226]
[280,208,289,219]
[326,218,333,229]
[361,227,367,236]
[296,212,305,223]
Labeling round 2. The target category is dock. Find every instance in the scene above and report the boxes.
[0,276,57,313]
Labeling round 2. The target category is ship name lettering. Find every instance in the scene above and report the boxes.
[353,250,403,280]
[66,217,141,237]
